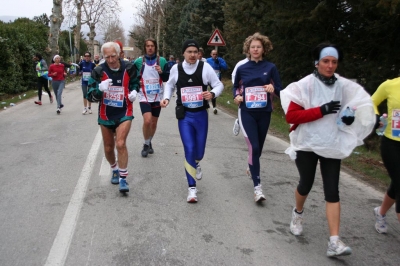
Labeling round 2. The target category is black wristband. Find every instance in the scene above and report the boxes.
[210,92,215,99]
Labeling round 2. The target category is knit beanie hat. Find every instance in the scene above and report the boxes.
[182,39,199,54]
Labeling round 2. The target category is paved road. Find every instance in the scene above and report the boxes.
[0,81,399,266]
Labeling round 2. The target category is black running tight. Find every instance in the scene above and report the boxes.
[295,151,341,203]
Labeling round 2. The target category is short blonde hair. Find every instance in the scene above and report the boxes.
[243,32,273,59]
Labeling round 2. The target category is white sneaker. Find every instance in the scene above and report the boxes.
[82,108,87,115]
[196,164,202,180]
[374,206,388,234]
[254,185,266,202]
[327,239,352,257]
[233,119,240,136]
[88,108,92,114]
[187,187,198,203]
[290,208,303,236]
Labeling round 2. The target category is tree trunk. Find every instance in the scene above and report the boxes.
[48,0,64,63]
[74,0,82,63]
[88,23,96,56]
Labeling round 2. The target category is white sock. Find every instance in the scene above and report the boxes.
[330,235,339,243]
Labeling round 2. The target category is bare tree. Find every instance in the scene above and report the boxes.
[48,0,65,62]
[131,0,166,56]
[82,0,120,56]
[64,0,83,62]
[98,16,125,44]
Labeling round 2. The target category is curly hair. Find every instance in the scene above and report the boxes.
[243,32,273,59]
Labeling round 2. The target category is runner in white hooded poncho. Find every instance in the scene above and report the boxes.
[281,43,375,258]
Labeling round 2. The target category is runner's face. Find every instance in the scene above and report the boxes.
[84,54,91,62]
[183,47,198,64]
[211,51,217,59]
[317,56,338,78]
[249,40,263,61]
[103,47,119,69]
[54,57,61,63]
[145,41,155,56]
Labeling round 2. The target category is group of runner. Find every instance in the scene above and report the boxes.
[77,32,399,259]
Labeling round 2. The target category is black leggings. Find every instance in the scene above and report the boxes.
[295,151,341,203]
[37,76,52,101]
[381,136,400,213]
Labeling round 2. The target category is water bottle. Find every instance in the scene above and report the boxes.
[376,113,388,136]
[337,106,356,127]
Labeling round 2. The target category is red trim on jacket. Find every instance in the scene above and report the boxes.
[286,101,323,132]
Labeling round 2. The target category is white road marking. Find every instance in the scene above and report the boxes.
[44,129,102,266]
[99,156,111,185]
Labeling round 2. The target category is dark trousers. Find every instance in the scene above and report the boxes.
[37,76,52,101]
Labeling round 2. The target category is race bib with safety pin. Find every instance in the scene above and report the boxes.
[82,72,91,81]
[391,109,400,138]
[245,86,267,108]
[145,78,161,95]
[181,86,203,108]
[103,86,124,107]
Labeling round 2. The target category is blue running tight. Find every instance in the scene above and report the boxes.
[178,110,208,187]
[239,109,271,187]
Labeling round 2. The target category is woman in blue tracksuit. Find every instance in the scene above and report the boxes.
[161,40,223,203]
[79,52,96,114]
[233,32,282,202]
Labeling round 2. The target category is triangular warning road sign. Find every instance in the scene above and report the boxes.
[207,29,226,46]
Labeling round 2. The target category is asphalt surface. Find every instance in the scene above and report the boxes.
[0,81,399,266]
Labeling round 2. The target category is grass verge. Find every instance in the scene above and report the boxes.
[219,79,390,191]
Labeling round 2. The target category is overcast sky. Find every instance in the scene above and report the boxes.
[0,0,139,39]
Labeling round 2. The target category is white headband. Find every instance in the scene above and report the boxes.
[53,55,60,62]
[314,47,339,66]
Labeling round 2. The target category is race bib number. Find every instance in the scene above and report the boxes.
[181,86,203,108]
[103,86,124,108]
[82,72,91,81]
[144,78,161,95]
[391,109,400,137]
[245,86,267,108]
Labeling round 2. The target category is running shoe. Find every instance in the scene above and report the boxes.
[374,206,388,234]
[141,144,150,157]
[326,239,352,257]
[56,108,61,114]
[60,104,64,109]
[233,119,240,136]
[111,170,119,184]
[187,187,198,203]
[34,101,42,105]
[88,108,92,114]
[148,142,154,154]
[196,164,202,180]
[213,108,218,114]
[254,185,266,202]
[290,208,303,236]
[119,178,129,193]
[82,108,87,115]
[49,96,53,103]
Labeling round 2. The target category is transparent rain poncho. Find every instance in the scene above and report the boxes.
[281,74,375,160]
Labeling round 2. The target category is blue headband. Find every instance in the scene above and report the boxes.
[315,47,339,66]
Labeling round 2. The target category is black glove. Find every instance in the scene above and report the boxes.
[374,114,380,130]
[320,101,341,115]
[341,116,355,125]
[214,58,219,64]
